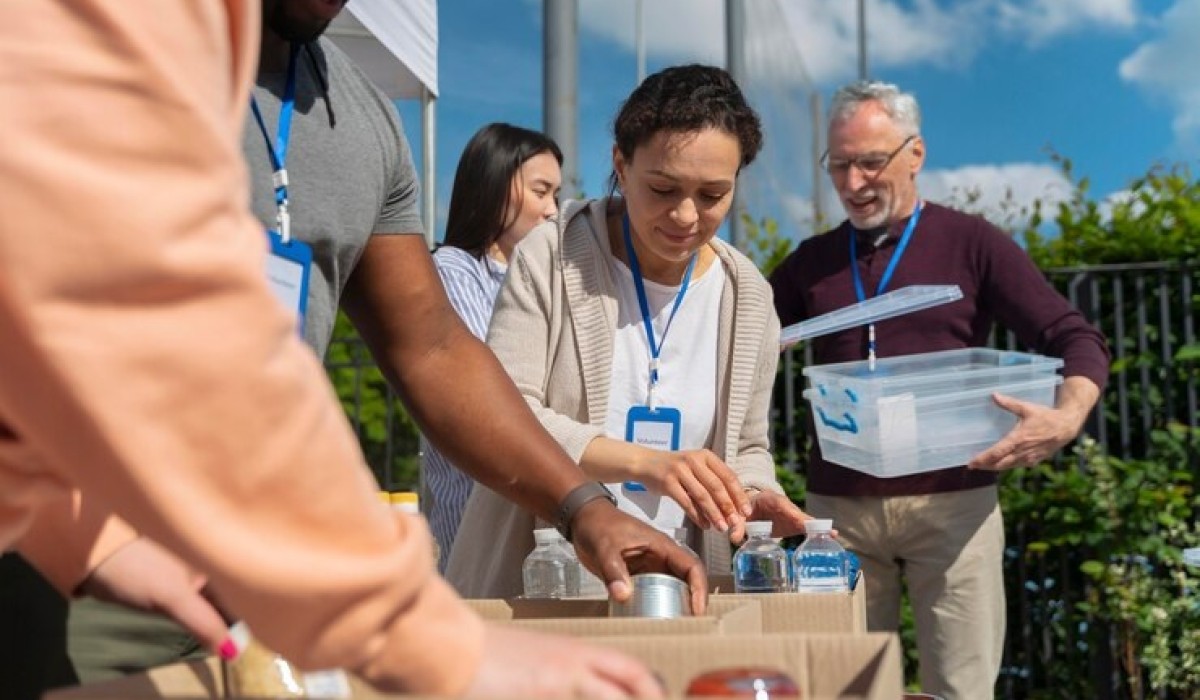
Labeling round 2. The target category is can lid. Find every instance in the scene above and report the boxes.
[804,518,834,533]
[745,521,773,537]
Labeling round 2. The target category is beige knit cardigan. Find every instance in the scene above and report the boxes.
[445,198,783,599]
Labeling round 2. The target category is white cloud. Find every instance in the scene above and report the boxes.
[571,0,986,87]
[1119,0,1200,153]
[919,163,1074,230]
[575,0,725,65]
[566,0,1139,88]
[996,0,1138,46]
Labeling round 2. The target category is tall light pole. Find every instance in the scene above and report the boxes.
[725,0,747,249]
[857,0,868,81]
[544,0,579,195]
[635,0,645,84]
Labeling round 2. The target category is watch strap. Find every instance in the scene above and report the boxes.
[555,482,616,542]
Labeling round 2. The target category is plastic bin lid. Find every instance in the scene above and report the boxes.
[1185,547,1200,567]
[780,284,963,348]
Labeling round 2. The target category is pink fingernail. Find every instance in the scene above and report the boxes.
[218,637,239,661]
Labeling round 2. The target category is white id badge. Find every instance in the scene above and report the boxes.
[623,405,682,492]
[265,229,312,334]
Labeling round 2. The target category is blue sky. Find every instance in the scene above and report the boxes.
[395,0,1198,242]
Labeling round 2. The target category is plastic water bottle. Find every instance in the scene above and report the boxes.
[793,519,849,593]
[522,528,572,598]
[574,558,608,598]
[549,531,582,598]
[732,521,790,593]
[557,538,607,598]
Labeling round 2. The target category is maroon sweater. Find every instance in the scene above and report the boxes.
[769,202,1110,497]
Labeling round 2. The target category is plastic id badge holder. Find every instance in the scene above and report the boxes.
[623,406,681,492]
[265,229,313,335]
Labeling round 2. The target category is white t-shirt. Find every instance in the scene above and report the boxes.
[604,254,726,537]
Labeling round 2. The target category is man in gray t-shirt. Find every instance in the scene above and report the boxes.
[244,36,423,357]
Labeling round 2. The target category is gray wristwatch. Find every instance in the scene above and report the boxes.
[555,482,617,542]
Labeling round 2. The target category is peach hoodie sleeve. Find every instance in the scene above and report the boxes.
[14,490,138,596]
[0,1,483,694]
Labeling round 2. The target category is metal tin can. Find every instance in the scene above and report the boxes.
[608,573,692,618]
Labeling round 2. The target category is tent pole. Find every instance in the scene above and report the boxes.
[421,86,437,249]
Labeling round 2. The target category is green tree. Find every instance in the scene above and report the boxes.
[738,211,795,278]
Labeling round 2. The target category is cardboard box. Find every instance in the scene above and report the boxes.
[46,633,903,700]
[464,596,762,636]
[707,573,867,634]
[45,657,226,700]
[595,633,903,700]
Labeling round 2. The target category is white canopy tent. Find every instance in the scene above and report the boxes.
[327,0,439,246]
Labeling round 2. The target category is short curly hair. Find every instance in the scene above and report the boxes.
[608,64,763,193]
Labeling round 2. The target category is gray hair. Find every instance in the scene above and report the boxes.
[828,81,921,137]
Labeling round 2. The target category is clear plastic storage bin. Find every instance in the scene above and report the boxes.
[802,348,1063,477]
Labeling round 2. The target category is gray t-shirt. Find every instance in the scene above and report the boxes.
[244,38,423,357]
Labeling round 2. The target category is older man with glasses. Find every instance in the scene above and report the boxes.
[769,81,1110,700]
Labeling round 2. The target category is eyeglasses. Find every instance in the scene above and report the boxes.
[821,135,916,177]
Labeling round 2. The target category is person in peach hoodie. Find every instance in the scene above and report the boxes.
[0,1,694,696]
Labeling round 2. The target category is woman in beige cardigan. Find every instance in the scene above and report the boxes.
[447,65,813,598]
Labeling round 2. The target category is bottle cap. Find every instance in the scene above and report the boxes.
[389,491,420,515]
[745,521,773,537]
[533,528,560,545]
[804,518,834,534]
[227,621,253,657]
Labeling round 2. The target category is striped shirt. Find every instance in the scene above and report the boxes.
[423,245,507,571]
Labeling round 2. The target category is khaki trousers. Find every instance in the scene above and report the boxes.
[807,485,1005,700]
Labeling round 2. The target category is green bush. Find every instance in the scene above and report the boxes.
[324,312,420,491]
[1002,430,1199,697]
[1022,156,1200,266]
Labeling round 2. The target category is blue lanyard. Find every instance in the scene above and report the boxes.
[621,213,697,410]
[249,44,300,242]
[849,201,923,301]
[849,202,922,368]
